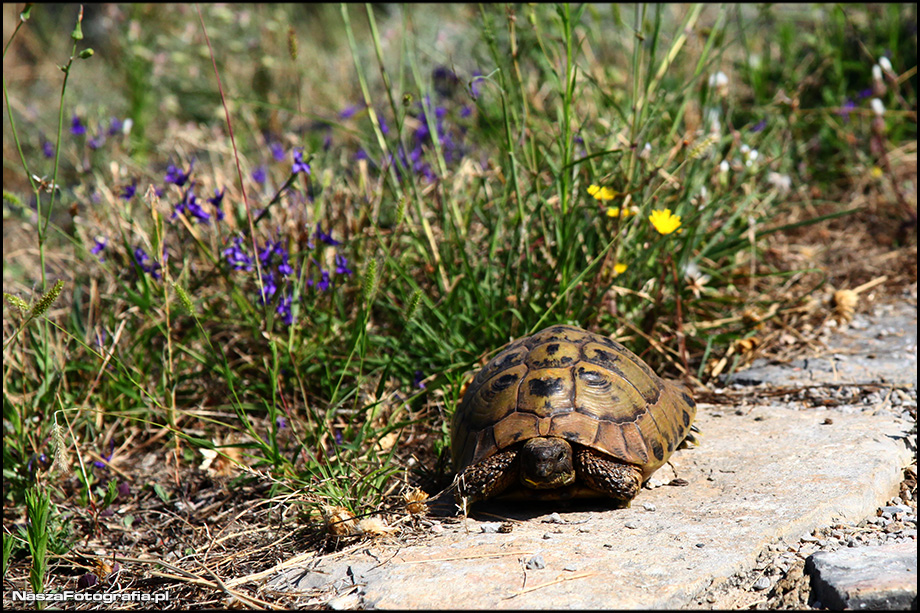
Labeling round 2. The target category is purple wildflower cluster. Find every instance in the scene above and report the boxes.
[133,246,162,280]
[67,114,128,151]
[338,66,480,183]
[221,222,352,326]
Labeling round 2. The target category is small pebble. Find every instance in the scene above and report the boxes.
[695,543,705,548]
[752,576,771,591]
[430,523,444,534]
[624,521,639,529]
[525,554,545,570]
[563,564,578,572]
[545,513,564,524]
[480,522,502,533]
[642,502,657,512]
[542,533,553,540]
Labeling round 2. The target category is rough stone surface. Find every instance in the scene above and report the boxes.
[807,542,917,610]
[272,405,911,609]
[724,301,917,387]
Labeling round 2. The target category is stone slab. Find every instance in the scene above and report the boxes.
[272,405,912,609]
[807,542,917,610]
[724,301,917,387]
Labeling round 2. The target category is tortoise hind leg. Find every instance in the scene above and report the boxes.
[574,448,641,505]
[455,449,519,508]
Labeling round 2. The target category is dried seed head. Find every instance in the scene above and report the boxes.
[322,505,357,536]
[357,517,397,536]
[51,419,72,476]
[832,289,858,324]
[404,487,429,516]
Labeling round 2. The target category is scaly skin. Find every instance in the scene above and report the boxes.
[455,437,643,507]
[574,447,642,503]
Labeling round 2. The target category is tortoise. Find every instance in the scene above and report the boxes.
[451,324,696,507]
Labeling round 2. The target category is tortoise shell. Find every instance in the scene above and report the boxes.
[451,325,696,481]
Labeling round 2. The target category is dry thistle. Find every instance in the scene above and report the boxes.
[404,487,429,516]
[322,505,358,536]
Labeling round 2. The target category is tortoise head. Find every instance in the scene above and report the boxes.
[519,437,576,489]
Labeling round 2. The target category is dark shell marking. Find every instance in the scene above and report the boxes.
[451,325,696,481]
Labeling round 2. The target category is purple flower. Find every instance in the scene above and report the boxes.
[91,236,107,260]
[354,148,369,161]
[334,253,353,276]
[292,148,311,175]
[838,98,856,123]
[413,370,426,389]
[470,71,484,99]
[70,114,86,136]
[165,160,194,186]
[323,132,333,151]
[252,165,267,184]
[121,182,137,200]
[223,235,254,271]
[276,292,294,325]
[207,188,225,221]
[107,117,123,136]
[133,246,162,279]
[315,223,340,246]
[339,104,362,119]
[88,130,105,149]
[276,415,288,429]
[260,270,278,303]
[172,185,210,224]
[378,112,390,135]
[41,139,55,158]
[460,105,472,118]
[94,440,116,469]
[750,119,767,133]
[315,269,331,291]
[270,141,285,161]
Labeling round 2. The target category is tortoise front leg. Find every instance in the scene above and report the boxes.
[574,448,641,504]
[455,449,519,508]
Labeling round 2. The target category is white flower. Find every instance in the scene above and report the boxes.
[709,71,729,88]
[767,172,792,194]
[870,98,885,116]
[872,64,883,82]
[639,142,652,160]
[719,160,730,174]
[122,118,133,135]
[709,71,729,100]
[878,56,893,74]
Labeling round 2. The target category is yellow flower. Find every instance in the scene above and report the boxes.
[588,184,618,201]
[649,209,682,235]
[613,263,628,276]
[606,206,636,219]
[870,166,884,179]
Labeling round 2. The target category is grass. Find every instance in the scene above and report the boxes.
[2,2,916,607]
